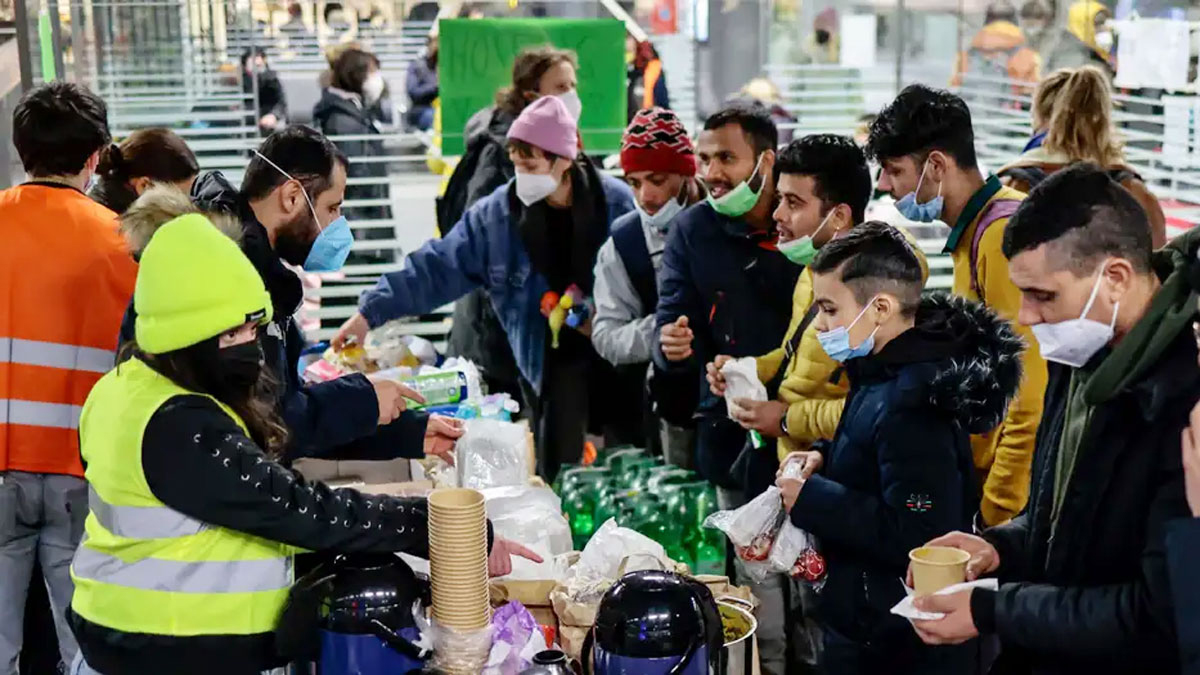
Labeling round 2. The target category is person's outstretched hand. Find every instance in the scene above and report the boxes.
[424,414,464,465]
[332,312,370,351]
[707,355,733,396]
[487,538,544,577]
[365,374,425,426]
[904,531,999,588]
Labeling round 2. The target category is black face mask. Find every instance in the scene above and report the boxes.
[815,29,831,44]
[193,337,264,402]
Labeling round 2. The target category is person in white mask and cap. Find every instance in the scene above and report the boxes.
[906,164,1200,675]
[591,106,706,469]
[334,95,636,482]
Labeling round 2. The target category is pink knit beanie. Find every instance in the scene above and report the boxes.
[506,95,579,160]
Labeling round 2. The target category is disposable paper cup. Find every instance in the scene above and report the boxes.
[908,546,971,596]
[429,488,485,512]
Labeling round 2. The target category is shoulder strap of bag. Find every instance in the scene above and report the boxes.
[611,219,658,312]
[970,198,1022,301]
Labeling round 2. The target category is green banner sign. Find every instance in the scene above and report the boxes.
[439,18,627,156]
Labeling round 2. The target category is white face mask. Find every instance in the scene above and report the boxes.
[1030,262,1118,368]
[1094,30,1114,51]
[362,72,385,104]
[515,171,560,206]
[556,90,583,121]
[636,185,687,234]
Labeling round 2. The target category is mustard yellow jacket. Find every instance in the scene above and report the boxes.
[949,183,1048,526]
[753,233,931,461]
[754,267,848,461]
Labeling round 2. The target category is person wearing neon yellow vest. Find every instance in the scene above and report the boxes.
[67,214,538,675]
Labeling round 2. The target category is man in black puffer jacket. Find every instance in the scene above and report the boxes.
[776,222,1022,674]
[909,164,1200,675]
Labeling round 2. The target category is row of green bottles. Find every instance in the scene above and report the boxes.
[555,449,725,575]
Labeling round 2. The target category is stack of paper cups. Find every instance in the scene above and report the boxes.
[428,488,491,630]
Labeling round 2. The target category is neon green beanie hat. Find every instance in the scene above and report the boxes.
[135,214,273,354]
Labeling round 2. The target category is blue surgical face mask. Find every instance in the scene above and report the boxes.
[895,157,944,223]
[816,295,880,362]
[253,150,353,272]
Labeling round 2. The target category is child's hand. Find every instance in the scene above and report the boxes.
[778,476,804,512]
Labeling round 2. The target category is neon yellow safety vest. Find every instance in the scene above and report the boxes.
[71,357,297,637]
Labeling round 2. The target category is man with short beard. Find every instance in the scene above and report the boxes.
[119,125,461,464]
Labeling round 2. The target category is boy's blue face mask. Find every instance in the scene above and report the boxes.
[894,156,943,223]
[816,295,880,362]
[253,150,353,272]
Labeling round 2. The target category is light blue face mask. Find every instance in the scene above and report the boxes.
[895,157,944,223]
[816,295,880,362]
[253,150,353,272]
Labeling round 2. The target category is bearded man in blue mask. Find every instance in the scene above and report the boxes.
[907,164,1200,675]
[867,84,1046,530]
[118,126,464,467]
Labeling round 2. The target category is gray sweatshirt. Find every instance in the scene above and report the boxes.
[591,215,667,366]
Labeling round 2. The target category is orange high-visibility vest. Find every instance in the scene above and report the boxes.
[0,183,137,477]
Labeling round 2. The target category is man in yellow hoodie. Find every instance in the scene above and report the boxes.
[867,85,1047,527]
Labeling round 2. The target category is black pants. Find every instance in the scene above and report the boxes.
[520,354,645,483]
[821,624,975,675]
[694,416,753,489]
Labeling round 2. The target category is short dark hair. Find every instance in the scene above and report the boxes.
[811,221,924,316]
[1001,163,1153,274]
[331,48,380,94]
[866,84,978,170]
[241,126,349,202]
[13,82,110,177]
[775,134,871,224]
[704,103,778,155]
[985,0,1018,24]
[505,138,565,164]
[324,2,344,22]
[241,46,266,69]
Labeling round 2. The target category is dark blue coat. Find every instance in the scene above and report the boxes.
[652,201,799,484]
[791,294,1023,673]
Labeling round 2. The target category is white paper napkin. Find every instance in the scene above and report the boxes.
[889,578,998,620]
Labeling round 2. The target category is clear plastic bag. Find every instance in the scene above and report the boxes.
[457,419,529,489]
[770,460,827,588]
[704,487,785,582]
[484,487,572,580]
[705,462,827,585]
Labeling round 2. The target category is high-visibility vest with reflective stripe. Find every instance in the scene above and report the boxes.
[0,183,138,476]
[71,357,296,637]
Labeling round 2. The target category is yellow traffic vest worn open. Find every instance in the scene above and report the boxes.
[71,357,296,636]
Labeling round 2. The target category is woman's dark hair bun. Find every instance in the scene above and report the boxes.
[96,143,126,178]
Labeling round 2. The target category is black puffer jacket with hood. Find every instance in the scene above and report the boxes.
[790,292,1024,673]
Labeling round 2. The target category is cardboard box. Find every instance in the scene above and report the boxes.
[490,578,558,630]
[351,480,434,497]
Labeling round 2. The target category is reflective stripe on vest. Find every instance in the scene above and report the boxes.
[0,399,82,429]
[88,487,206,540]
[0,337,116,374]
[72,358,294,637]
[72,542,292,594]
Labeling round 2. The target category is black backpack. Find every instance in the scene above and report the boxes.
[610,219,700,428]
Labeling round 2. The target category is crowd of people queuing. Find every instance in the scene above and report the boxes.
[2,34,1200,675]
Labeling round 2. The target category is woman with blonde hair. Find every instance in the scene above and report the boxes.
[999,65,1166,247]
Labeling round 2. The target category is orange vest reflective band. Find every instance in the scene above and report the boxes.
[0,183,137,477]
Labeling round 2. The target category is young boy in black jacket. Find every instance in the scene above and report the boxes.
[776,222,1023,673]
